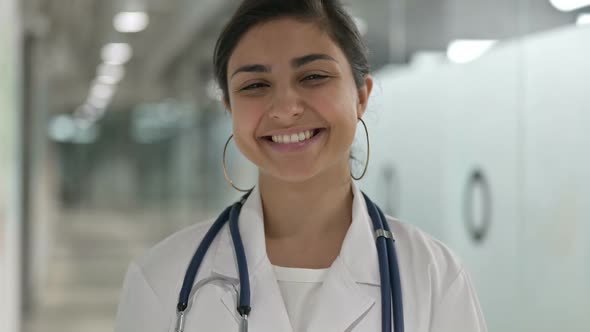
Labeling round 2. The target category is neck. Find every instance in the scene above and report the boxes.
[258,162,354,268]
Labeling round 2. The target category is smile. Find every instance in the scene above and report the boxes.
[261,128,326,152]
[268,129,321,144]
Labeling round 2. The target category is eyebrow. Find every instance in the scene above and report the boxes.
[230,53,337,79]
[291,53,337,68]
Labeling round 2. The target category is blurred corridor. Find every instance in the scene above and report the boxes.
[1,0,589,331]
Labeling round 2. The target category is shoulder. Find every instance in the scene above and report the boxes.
[116,219,221,329]
[385,215,465,289]
[136,219,216,270]
[383,217,488,330]
[127,218,219,305]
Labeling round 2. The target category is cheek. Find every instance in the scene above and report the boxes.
[231,106,262,146]
[309,88,358,128]
[326,95,359,147]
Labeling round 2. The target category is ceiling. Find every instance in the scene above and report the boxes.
[21,0,584,115]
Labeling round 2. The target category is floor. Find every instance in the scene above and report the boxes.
[22,209,204,332]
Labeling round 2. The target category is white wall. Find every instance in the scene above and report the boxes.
[364,25,590,331]
[0,0,22,331]
[519,26,590,331]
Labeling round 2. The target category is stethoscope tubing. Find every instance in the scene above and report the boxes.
[176,190,404,332]
[362,192,405,332]
[375,200,405,332]
[177,204,233,311]
[228,200,252,316]
[364,192,393,332]
[380,209,405,332]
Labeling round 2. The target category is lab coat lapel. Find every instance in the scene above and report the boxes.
[213,186,294,332]
[305,258,376,332]
[306,182,382,332]
[219,259,294,332]
[241,259,294,331]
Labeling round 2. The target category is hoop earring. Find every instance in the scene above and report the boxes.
[222,134,254,192]
[351,118,370,181]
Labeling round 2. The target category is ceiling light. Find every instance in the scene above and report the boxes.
[74,104,106,124]
[577,13,590,25]
[96,63,125,84]
[114,11,149,33]
[86,96,110,110]
[90,82,116,101]
[101,43,132,65]
[549,0,590,12]
[48,115,76,142]
[447,39,497,64]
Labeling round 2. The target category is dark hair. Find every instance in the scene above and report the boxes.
[213,0,370,103]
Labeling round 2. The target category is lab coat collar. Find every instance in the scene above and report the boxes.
[211,181,381,286]
[210,184,267,280]
[342,180,382,286]
[213,181,381,286]
[211,181,381,330]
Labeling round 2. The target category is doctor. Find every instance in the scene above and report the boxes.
[115,0,488,331]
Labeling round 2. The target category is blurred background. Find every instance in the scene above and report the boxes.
[1,0,589,331]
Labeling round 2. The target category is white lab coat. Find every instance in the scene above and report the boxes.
[114,182,488,332]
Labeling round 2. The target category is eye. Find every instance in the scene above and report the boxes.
[302,74,329,82]
[240,82,269,91]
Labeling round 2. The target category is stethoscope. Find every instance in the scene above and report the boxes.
[174,189,404,332]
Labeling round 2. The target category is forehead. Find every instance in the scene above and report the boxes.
[228,17,346,70]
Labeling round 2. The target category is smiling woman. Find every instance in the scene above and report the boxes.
[114,1,488,331]
[224,17,370,186]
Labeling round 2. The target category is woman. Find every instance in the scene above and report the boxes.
[115,0,488,331]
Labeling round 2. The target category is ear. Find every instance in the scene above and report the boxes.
[356,75,373,119]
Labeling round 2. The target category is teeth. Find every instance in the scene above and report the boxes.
[271,130,316,144]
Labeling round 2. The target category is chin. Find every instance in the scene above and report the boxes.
[263,166,321,184]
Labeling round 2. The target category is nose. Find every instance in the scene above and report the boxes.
[267,85,303,122]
